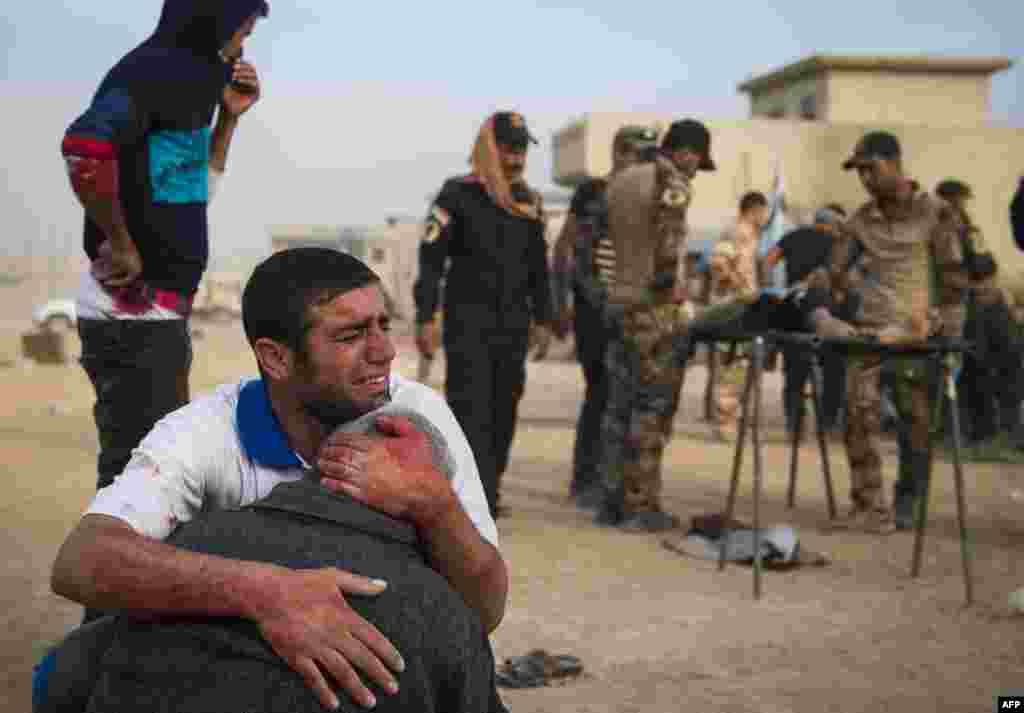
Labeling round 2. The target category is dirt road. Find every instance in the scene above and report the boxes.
[1,321,1022,712]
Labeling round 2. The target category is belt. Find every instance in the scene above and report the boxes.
[109,284,194,318]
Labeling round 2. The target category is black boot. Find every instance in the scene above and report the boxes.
[573,483,606,511]
[593,485,625,527]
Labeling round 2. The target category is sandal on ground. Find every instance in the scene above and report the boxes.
[495,649,583,688]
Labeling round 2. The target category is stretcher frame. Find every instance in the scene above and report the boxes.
[687,328,973,605]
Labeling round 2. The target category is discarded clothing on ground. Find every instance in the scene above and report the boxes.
[662,513,830,569]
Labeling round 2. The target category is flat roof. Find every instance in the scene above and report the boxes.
[738,54,1014,94]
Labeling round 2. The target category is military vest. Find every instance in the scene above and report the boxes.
[605,154,692,310]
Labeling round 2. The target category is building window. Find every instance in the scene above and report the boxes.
[800,94,817,120]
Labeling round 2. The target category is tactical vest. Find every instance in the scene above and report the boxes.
[605,155,691,310]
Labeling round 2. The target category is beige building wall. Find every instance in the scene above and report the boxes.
[551,115,1024,291]
[824,71,990,126]
[750,77,827,119]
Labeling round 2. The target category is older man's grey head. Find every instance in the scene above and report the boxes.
[329,404,455,480]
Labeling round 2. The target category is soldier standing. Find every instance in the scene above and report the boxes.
[594,119,716,532]
[414,111,554,518]
[935,179,1019,446]
[706,191,770,442]
[808,132,967,533]
[551,125,659,510]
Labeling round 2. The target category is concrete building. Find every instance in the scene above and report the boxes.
[269,219,421,321]
[551,54,1023,292]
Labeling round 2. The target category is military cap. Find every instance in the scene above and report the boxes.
[842,131,901,170]
[492,111,538,148]
[613,125,659,151]
[935,179,973,200]
[660,119,716,171]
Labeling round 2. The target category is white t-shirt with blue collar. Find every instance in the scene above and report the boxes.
[86,374,499,548]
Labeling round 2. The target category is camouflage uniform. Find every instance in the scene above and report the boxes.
[825,190,963,526]
[706,229,760,440]
[598,152,693,521]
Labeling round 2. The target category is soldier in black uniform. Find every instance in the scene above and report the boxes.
[414,111,554,518]
[551,125,658,509]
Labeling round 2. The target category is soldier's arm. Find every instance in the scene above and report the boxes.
[573,222,612,313]
[61,86,150,285]
[413,184,457,325]
[932,204,971,290]
[551,212,577,320]
[527,214,555,327]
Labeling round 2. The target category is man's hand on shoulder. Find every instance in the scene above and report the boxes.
[317,416,457,528]
[248,565,404,710]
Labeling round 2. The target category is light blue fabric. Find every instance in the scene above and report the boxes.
[684,525,800,563]
[760,190,790,289]
[148,127,210,204]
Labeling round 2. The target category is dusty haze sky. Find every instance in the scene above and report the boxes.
[1,1,1021,269]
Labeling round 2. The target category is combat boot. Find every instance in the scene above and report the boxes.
[593,486,625,527]
[573,483,606,512]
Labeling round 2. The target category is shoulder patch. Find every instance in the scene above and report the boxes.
[431,205,451,227]
[422,205,450,243]
[661,184,691,209]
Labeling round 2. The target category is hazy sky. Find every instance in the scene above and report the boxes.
[2,1,1022,267]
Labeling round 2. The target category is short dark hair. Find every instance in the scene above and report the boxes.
[739,191,768,214]
[823,203,847,217]
[935,179,972,200]
[242,248,380,355]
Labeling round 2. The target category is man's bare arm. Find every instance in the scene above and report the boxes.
[52,514,404,710]
[209,60,261,173]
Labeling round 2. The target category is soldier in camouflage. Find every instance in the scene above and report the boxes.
[935,179,1020,446]
[706,191,770,442]
[808,132,968,534]
[594,119,716,532]
[551,125,660,510]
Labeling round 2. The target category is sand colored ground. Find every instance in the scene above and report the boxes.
[1,283,1022,712]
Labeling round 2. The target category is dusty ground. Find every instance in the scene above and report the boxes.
[1,278,1023,712]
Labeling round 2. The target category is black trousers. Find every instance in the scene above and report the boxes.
[570,296,610,494]
[78,319,193,490]
[782,345,844,434]
[77,318,192,625]
[960,299,1022,442]
[444,330,529,513]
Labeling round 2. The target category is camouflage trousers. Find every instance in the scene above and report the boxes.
[710,346,748,435]
[845,353,935,510]
[599,305,687,515]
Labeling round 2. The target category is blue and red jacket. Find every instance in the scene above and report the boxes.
[62,0,268,299]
